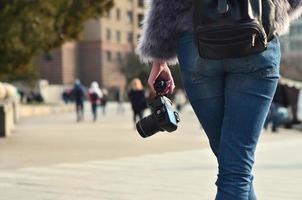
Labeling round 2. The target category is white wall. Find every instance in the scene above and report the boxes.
[39,80,69,104]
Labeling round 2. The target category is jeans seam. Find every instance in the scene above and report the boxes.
[229,110,235,191]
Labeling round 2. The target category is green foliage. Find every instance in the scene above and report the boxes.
[120,53,183,89]
[0,0,113,82]
[120,53,150,87]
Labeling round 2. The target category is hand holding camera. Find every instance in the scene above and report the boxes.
[148,61,175,95]
[136,79,180,138]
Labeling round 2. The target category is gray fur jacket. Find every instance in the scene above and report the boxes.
[137,0,302,65]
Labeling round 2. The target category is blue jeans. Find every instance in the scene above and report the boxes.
[91,103,98,121]
[177,33,281,200]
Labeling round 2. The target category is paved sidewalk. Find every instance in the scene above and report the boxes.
[0,103,301,199]
[0,137,302,200]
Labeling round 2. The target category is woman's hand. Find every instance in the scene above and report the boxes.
[148,61,175,95]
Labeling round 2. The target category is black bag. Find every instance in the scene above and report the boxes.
[194,0,276,59]
[90,92,99,101]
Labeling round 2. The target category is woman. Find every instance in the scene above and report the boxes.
[137,1,302,200]
[128,78,147,125]
[88,81,103,122]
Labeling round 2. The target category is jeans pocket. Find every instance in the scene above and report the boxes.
[184,57,226,85]
[242,37,281,79]
[249,66,280,79]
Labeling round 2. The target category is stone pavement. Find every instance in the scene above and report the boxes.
[0,103,301,200]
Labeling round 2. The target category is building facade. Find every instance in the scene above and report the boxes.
[80,0,145,89]
[38,0,146,90]
[37,42,78,85]
[280,18,302,81]
[280,18,302,55]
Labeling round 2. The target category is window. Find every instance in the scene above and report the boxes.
[127,11,133,24]
[116,31,121,43]
[116,8,121,21]
[106,51,112,62]
[106,29,111,41]
[127,32,133,43]
[138,0,144,8]
[137,14,144,27]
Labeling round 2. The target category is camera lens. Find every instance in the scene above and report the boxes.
[136,114,161,138]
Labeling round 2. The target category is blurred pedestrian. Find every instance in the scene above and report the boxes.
[100,88,108,116]
[264,82,290,132]
[88,81,103,122]
[18,89,25,104]
[283,84,302,127]
[298,89,302,121]
[174,89,187,112]
[71,79,85,122]
[62,89,71,104]
[128,78,147,126]
[115,89,125,115]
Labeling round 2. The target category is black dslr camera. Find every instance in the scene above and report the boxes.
[136,80,180,138]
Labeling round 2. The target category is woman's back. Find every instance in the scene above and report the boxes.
[128,89,146,113]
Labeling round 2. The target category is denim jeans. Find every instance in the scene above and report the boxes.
[177,33,281,200]
[91,103,98,121]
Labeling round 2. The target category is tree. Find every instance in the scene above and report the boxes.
[120,53,183,89]
[120,53,150,87]
[0,0,113,81]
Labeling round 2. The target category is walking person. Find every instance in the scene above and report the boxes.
[115,89,125,115]
[71,79,85,122]
[100,88,108,116]
[137,1,302,199]
[88,81,103,122]
[128,78,147,126]
[174,89,187,112]
[264,81,290,132]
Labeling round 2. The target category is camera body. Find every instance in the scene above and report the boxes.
[136,81,180,138]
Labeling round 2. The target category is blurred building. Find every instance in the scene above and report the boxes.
[281,18,302,56]
[37,0,146,91]
[280,18,302,81]
[37,42,78,86]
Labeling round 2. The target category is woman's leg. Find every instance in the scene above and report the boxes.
[188,90,224,157]
[76,102,83,122]
[215,38,281,200]
[79,102,84,121]
[216,74,277,200]
[92,103,97,121]
[177,33,280,200]
[177,33,225,157]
